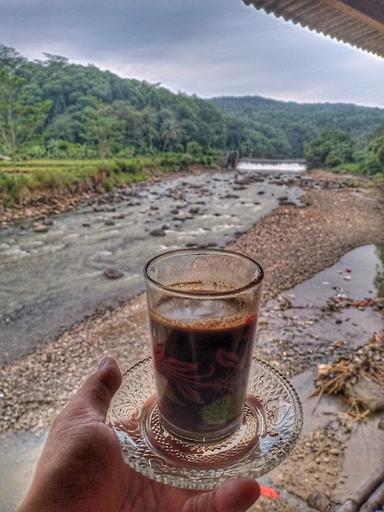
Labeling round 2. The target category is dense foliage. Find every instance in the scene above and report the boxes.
[0,45,383,174]
[304,128,384,174]
[212,96,384,173]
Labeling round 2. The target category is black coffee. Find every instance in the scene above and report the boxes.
[150,298,257,440]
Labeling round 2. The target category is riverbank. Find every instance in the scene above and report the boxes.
[1,172,383,434]
[229,184,384,300]
[0,156,215,225]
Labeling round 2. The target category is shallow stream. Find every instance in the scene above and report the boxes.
[0,169,302,363]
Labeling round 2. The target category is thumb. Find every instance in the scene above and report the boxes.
[187,479,260,512]
[63,356,122,423]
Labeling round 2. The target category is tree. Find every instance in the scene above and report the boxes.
[158,109,180,151]
[304,129,354,168]
[0,45,51,161]
[82,101,123,159]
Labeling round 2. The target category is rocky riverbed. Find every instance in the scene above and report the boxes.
[0,167,305,363]
[0,169,383,510]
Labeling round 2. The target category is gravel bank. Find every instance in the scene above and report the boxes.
[229,186,384,300]
[1,174,383,434]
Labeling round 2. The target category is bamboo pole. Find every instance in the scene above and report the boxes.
[337,467,384,512]
[359,482,384,512]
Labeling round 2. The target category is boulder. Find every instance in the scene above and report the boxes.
[33,223,49,233]
[104,268,124,280]
[346,378,384,413]
[150,228,166,237]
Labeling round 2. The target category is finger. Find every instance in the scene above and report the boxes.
[186,479,260,512]
[64,356,122,422]
[215,480,260,511]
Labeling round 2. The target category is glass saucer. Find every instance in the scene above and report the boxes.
[107,357,303,490]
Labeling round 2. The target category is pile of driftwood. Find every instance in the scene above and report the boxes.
[313,332,384,418]
[309,466,384,512]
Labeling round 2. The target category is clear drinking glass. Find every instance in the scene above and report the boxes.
[144,249,264,442]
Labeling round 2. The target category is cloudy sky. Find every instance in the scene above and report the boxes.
[1,0,383,106]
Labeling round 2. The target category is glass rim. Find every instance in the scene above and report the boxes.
[143,248,264,297]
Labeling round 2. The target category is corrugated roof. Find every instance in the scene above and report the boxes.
[243,0,384,58]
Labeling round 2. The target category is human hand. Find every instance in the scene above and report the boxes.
[19,357,260,512]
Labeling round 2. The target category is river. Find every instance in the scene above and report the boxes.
[0,168,304,364]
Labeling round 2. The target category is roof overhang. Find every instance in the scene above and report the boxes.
[243,0,384,58]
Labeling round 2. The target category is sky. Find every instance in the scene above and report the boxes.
[0,0,383,107]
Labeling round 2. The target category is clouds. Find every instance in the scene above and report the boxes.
[0,0,383,106]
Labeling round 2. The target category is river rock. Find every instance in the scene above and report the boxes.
[234,179,250,186]
[150,205,159,211]
[103,268,124,280]
[224,193,239,199]
[307,492,333,512]
[33,223,49,233]
[189,207,199,215]
[150,228,166,237]
[42,218,54,226]
[346,378,384,412]
[104,219,115,226]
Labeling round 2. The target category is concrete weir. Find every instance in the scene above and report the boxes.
[236,158,307,173]
[237,158,307,173]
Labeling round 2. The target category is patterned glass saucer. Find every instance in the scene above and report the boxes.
[107,357,303,490]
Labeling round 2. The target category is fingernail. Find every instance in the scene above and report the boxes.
[98,357,109,370]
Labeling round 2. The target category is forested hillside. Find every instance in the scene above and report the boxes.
[1,45,383,173]
[211,96,384,169]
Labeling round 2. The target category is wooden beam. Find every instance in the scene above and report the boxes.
[324,0,384,33]
[243,0,384,57]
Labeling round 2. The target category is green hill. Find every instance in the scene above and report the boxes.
[210,96,384,159]
[0,45,383,173]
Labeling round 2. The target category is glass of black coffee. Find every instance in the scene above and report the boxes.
[144,249,263,442]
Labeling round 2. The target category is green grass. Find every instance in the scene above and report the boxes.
[0,153,218,205]
[334,162,362,174]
